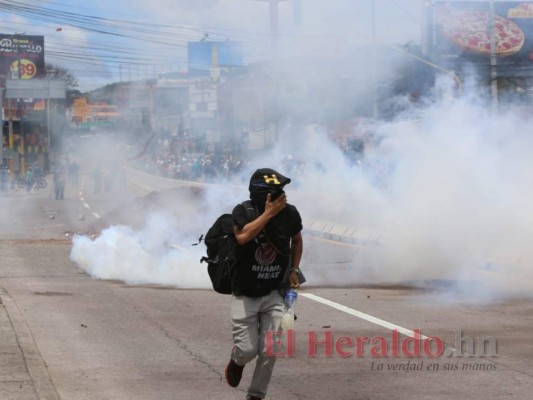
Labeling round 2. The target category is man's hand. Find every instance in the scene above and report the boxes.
[264,192,286,218]
[234,192,286,246]
[289,271,300,288]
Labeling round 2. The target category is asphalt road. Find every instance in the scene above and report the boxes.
[0,167,532,400]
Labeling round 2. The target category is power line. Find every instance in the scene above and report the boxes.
[386,0,421,25]
[0,0,272,82]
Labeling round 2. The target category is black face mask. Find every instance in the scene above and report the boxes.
[250,185,285,212]
[270,187,285,200]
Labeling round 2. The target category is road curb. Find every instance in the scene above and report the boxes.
[306,219,381,246]
[0,288,60,400]
[125,167,382,246]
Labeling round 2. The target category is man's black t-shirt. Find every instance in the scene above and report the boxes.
[232,202,302,297]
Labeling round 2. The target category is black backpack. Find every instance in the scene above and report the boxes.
[198,201,256,294]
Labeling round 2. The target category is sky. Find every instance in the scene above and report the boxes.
[0,0,427,91]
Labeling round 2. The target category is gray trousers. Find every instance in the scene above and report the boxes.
[231,290,285,400]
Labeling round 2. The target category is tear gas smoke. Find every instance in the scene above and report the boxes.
[70,82,533,302]
[71,212,210,287]
[63,0,533,302]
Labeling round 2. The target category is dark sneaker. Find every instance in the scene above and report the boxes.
[249,397,262,400]
[225,359,244,387]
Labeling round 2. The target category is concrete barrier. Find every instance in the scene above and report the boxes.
[126,167,380,246]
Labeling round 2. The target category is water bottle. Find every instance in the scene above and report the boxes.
[281,289,298,330]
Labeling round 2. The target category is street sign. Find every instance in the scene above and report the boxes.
[5,78,66,99]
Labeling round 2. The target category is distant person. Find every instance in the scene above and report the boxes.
[69,161,80,186]
[25,167,34,193]
[33,162,42,178]
[0,165,9,193]
[224,168,303,400]
[32,162,42,190]
[92,166,102,194]
[53,167,66,200]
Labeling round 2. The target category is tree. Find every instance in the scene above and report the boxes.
[45,63,79,89]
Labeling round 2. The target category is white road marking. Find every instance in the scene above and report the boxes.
[300,292,430,340]
[78,177,101,220]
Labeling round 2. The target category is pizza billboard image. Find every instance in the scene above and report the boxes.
[432,1,533,62]
[0,34,45,79]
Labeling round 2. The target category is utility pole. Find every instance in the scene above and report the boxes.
[10,34,22,177]
[253,0,288,145]
[420,0,430,57]
[370,0,379,119]
[16,35,25,176]
[253,0,288,61]
[489,0,498,112]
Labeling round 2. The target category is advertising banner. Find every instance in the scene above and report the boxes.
[0,34,45,79]
[432,1,533,63]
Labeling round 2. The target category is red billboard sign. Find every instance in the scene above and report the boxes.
[432,1,533,63]
[0,34,45,79]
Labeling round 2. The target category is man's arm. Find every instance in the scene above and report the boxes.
[234,193,287,245]
[288,231,303,288]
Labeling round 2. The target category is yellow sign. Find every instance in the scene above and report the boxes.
[10,59,37,79]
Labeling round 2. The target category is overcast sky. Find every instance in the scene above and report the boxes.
[0,0,427,91]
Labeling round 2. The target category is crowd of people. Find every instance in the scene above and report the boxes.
[0,157,79,200]
[134,151,251,183]
[0,161,46,195]
[1,125,376,198]
[131,140,366,187]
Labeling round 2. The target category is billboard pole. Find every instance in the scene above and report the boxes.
[421,0,430,57]
[371,0,379,119]
[489,0,498,112]
[253,0,288,144]
[253,0,288,60]
[8,98,14,179]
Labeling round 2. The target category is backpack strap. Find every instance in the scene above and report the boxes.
[241,200,289,257]
[241,200,257,221]
[262,227,289,257]
[195,201,252,248]
[192,234,204,246]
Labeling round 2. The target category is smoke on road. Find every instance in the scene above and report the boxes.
[67,0,533,302]
[70,81,533,303]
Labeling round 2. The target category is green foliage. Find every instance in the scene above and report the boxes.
[45,63,79,89]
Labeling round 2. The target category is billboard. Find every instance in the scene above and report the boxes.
[0,34,45,79]
[431,2,533,63]
[188,41,244,74]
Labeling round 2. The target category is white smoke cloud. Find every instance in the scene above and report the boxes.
[375,96,533,284]
[68,58,533,304]
[71,212,210,288]
[215,73,533,301]
[70,81,533,302]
